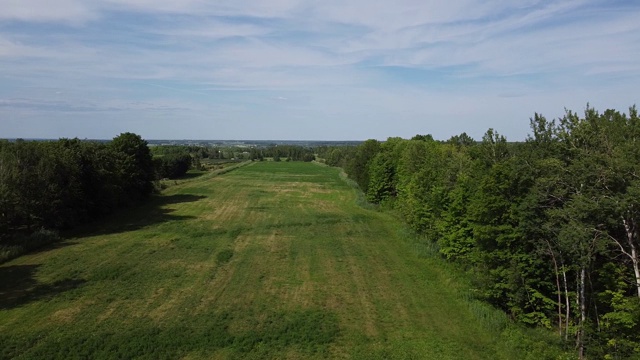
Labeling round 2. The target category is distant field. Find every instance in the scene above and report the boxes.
[0,162,560,359]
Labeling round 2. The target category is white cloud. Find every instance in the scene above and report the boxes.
[0,0,97,23]
[0,35,42,58]
[150,22,271,40]
[0,0,639,139]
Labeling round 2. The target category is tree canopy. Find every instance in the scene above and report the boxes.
[331,106,640,359]
[0,133,156,261]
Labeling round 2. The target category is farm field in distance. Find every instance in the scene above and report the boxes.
[1,162,552,359]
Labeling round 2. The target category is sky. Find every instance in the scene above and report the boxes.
[0,1,639,141]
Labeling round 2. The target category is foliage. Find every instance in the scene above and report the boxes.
[0,228,60,263]
[335,106,640,359]
[0,134,155,263]
[154,153,192,179]
[216,249,234,264]
[111,132,155,202]
[246,145,316,162]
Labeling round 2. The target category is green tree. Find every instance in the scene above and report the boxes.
[110,132,154,203]
[345,139,380,194]
[366,151,395,204]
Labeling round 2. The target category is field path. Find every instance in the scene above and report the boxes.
[0,162,515,359]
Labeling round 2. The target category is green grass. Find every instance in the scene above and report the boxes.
[0,162,567,359]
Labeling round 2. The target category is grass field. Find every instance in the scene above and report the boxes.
[0,162,565,359]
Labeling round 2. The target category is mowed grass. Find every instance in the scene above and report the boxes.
[0,162,557,359]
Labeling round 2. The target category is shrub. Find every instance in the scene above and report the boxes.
[0,228,61,264]
[216,249,234,264]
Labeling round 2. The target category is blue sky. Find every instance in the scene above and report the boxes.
[0,0,638,140]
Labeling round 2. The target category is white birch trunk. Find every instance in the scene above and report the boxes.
[546,240,563,336]
[577,267,586,360]
[622,218,640,299]
[562,265,570,341]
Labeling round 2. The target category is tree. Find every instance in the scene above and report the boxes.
[110,133,154,203]
[447,132,475,147]
[154,153,192,179]
[345,139,380,194]
[366,151,395,204]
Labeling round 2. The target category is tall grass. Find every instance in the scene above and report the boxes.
[336,168,377,210]
[392,219,571,359]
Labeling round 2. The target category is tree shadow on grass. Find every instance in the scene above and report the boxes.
[69,194,207,237]
[0,194,206,310]
[26,238,79,256]
[0,264,86,310]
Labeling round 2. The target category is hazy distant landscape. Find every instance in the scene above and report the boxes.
[2,139,362,146]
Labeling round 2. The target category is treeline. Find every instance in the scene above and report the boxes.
[150,144,316,177]
[323,106,640,359]
[153,145,226,160]
[151,146,193,179]
[248,145,315,162]
[0,133,155,261]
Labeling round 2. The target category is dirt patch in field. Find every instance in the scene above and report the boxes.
[97,302,117,322]
[306,200,339,212]
[145,286,167,308]
[193,258,239,315]
[306,186,333,194]
[264,230,290,256]
[232,234,251,252]
[287,262,314,308]
[270,182,332,195]
[49,301,93,324]
[312,242,380,338]
[147,284,198,322]
[351,269,378,336]
[201,197,250,223]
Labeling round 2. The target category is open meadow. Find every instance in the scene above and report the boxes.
[0,162,560,359]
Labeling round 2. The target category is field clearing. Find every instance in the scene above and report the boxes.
[1,162,552,359]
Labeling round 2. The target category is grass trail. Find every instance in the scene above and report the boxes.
[1,162,554,359]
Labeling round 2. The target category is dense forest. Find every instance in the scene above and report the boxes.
[319,106,640,359]
[0,133,155,261]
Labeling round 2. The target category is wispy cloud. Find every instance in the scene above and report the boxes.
[0,0,96,23]
[0,0,638,140]
[0,97,189,113]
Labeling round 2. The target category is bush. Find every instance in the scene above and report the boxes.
[0,228,61,264]
[216,249,234,264]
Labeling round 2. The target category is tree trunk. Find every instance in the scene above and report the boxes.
[587,271,600,332]
[576,267,586,360]
[622,218,640,299]
[562,264,570,341]
[632,246,640,299]
[546,240,563,336]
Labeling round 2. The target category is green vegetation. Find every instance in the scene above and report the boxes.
[152,149,192,179]
[323,105,640,359]
[0,162,566,359]
[0,133,155,263]
[6,106,637,358]
[150,143,316,175]
[248,145,316,162]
